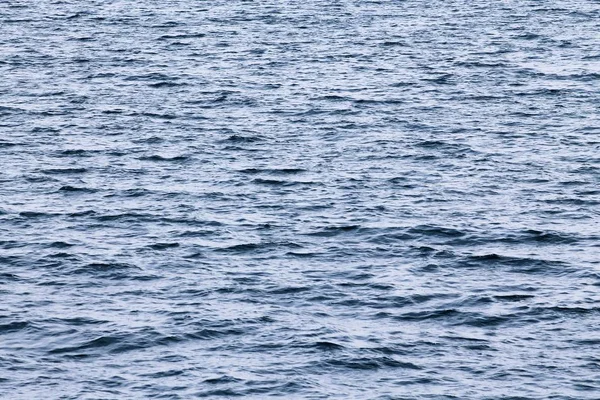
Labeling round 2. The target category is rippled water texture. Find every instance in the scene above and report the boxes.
[1,0,600,398]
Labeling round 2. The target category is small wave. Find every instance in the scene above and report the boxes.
[147,242,180,250]
[238,167,307,175]
[381,40,408,47]
[59,149,96,157]
[312,341,345,351]
[69,262,145,280]
[464,254,573,275]
[407,225,466,238]
[185,327,245,340]
[202,375,242,385]
[497,229,579,244]
[158,33,206,40]
[136,112,178,120]
[46,241,75,249]
[48,335,123,355]
[265,286,311,295]
[48,329,183,357]
[493,294,535,302]
[0,321,30,333]
[59,185,98,193]
[95,213,150,222]
[18,211,57,219]
[306,225,361,237]
[311,95,352,102]
[515,32,543,40]
[216,241,302,254]
[353,98,405,105]
[42,168,87,175]
[67,210,96,217]
[148,81,187,88]
[138,154,190,162]
[421,74,455,85]
[221,134,265,143]
[286,251,320,258]
[324,356,421,370]
[118,188,153,197]
[250,178,316,187]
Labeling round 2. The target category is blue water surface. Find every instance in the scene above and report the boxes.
[1,1,599,398]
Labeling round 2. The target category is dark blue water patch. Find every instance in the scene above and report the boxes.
[323,356,420,371]
[58,185,98,193]
[41,167,88,175]
[58,149,99,157]
[138,154,191,162]
[67,210,97,217]
[220,134,266,143]
[147,242,180,250]
[147,81,188,89]
[46,241,76,249]
[0,321,30,333]
[238,167,307,175]
[157,33,206,40]
[17,211,58,219]
[493,294,536,302]
[250,177,319,187]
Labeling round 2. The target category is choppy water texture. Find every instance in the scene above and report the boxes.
[1,0,600,398]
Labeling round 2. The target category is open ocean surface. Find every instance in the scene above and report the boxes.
[1,1,600,399]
